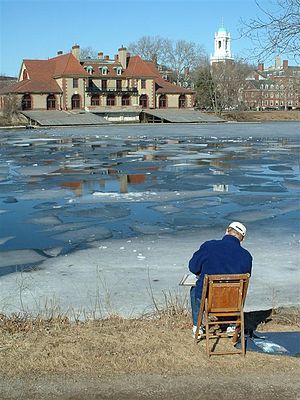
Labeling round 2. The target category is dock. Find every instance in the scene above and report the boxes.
[140,109,225,123]
[21,110,110,127]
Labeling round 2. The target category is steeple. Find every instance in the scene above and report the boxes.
[210,21,234,64]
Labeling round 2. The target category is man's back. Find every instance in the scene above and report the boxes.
[189,234,252,299]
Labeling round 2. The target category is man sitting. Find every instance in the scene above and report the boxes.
[188,221,252,337]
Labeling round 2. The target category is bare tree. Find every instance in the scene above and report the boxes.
[211,61,251,114]
[166,40,206,86]
[128,36,206,86]
[128,36,172,64]
[241,0,300,60]
[3,94,20,122]
[80,46,98,59]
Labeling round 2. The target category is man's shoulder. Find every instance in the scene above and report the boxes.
[241,247,253,260]
[201,239,222,248]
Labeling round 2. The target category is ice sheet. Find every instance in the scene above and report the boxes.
[0,123,299,317]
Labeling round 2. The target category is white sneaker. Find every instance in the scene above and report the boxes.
[192,325,204,339]
[226,325,236,336]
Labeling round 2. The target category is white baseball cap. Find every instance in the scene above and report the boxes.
[228,221,247,237]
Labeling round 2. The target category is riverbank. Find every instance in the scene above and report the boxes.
[0,307,299,399]
[221,110,300,122]
[1,110,300,128]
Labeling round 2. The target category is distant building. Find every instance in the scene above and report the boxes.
[0,45,194,112]
[210,23,234,65]
[243,58,300,110]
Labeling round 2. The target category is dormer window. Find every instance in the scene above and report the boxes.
[116,67,122,75]
[101,66,108,75]
[23,69,28,80]
[85,65,93,75]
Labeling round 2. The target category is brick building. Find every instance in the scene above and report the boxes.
[0,45,194,112]
[243,58,300,110]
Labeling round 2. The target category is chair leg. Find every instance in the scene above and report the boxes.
[241,311,246,356]
[205,301,210,357]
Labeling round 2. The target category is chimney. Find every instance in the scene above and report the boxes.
[114,54,119,61]
[57,51,63,56]
[72,44,80,60]
[283,60,288,70]
[118,46,127,69]
[104,55,110,60]
[151,53,157,66]
[98,52,103,59]
[258,63,264,72]
[255,73,259,81]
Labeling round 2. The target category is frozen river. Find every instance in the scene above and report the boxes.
[0,122,299,317]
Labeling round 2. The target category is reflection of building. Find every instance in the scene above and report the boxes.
[0,45,194,112]
[213,184,229,192]
[61,181,83,196]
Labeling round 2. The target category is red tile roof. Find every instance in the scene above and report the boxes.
[145,61,194,94]
[125,55,157,78]
[2,53,88,94]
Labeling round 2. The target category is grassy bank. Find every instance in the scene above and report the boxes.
[0,307,299,378]
[222,110,300,122]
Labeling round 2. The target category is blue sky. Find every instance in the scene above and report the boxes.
[0,0,289,77]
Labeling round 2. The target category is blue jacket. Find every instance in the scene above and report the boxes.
[189,235,252,299]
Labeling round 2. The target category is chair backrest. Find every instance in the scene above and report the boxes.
[204,274,250,313]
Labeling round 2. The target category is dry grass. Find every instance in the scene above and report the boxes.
[0,307,299,379]
[222,110,300,122]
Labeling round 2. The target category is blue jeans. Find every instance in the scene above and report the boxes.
[190,286,201,326]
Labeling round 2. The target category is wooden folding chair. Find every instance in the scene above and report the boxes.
[195,274,250,357]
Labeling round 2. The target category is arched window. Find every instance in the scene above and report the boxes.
[122,94,130,106]
[178,95,186,108]
[106,94,115,106]
[47,94,56,110]
[91,95,100,106]
[71,94,81,109]
[23,69,28,80]
[139,94,148,108]
[21,94,32,110]
[159,94,167,109]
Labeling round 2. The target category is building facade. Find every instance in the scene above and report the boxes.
[0,45,194,113]
[243,59,300,110]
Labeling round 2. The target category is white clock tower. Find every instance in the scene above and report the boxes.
[210,23,234,64]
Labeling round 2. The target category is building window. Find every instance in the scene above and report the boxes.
[73,78,79,88]
[47,94,56,110]
[23,69,28,80]
[141,79,146,89]
[116,79,122,90]
[71,94,81,109]
[21,94,32,110]
[159,95,167,108]
[101,67,108,75]
[91,95,100,106]
[88,78,93,88]
[139,94,148,108]
[102,79,107,90]
[122,94,130,106]
[178,95,186,108]
[85,66,93,75]
[107,94,115,106]
[117,67,122,75]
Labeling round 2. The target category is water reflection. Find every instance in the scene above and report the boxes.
[0,125,299,254]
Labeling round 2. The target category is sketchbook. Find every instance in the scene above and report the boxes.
[179,273,198,286]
